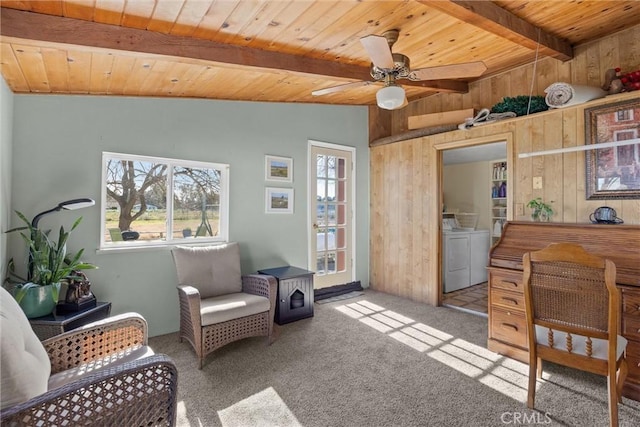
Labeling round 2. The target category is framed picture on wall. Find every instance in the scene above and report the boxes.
[265,155,293,182]
[585,98,640,200]
[265,187,294,214]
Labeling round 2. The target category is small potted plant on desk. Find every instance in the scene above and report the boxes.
[527,197,554,222]
[4,211,97,318]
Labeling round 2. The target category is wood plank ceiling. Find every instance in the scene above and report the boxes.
[1,1,638,107]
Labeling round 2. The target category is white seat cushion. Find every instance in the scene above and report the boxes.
[1,287,51,410]
[201,292,270,326]
[48,345,156,391]
[535,325,627,360]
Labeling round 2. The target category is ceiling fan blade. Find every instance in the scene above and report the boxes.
[360,35,395,70]
[409,61,487,81]
[312,81,375,96]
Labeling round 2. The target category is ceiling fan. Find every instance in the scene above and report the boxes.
[312,29,487,110]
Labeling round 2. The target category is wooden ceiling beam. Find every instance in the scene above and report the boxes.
[0,7,468,93]
[423,0,573,61]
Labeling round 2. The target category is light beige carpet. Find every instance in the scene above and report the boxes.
[150,289,640,427]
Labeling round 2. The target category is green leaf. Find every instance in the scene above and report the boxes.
[70,216,83,232]
[4,210,97,287]
[51,284,59,302]
[13,282,39,303]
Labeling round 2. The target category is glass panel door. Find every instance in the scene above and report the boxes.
[310,144,353,289]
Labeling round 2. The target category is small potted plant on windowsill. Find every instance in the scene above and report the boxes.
[4,211,97,318]
[527,198,554,222]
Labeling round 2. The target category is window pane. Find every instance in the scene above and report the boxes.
[316,155,326,178]
[173,166,222,238]
[337,179,345,202]
[326,180,336,201]
[317,179,326,200]
[105,159,168,243]
[337,204,346,225]
[337,158,346,179]
[337,227,345,248]
[327,204,336,225]
[326,228,336,250]
[327,156,336,178]
[327,252,336,273]
[316,254,325,274]
[102,153,229,249]
[337,250,346,272]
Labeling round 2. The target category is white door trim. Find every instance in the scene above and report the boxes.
[307,139,356,283]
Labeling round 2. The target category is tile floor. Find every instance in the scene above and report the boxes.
[442,282,488,316]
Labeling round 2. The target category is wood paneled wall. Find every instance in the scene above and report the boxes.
[370,24,640,305]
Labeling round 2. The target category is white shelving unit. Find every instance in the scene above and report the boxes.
[490,160,507,244]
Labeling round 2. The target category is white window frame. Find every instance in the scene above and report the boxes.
[99,152,229,251]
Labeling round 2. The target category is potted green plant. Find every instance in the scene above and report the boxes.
[527,198,554,222]
[4,211,97,318]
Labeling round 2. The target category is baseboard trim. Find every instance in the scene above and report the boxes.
[314,281,363,301]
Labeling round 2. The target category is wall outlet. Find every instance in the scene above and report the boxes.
[533,176,543,189]
[516,203,524,216]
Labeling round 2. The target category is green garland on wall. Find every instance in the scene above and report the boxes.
[491,95,549,117]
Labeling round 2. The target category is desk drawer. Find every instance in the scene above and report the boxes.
[490,306,528,349]
[491,288,525,312]
[621,288,640,318]
[490,270,523,293]
[623,316,640,342]
[625,340,640,382]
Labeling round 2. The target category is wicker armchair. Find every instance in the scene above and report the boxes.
[523,243,628,427]
[1,286,178,426]
[171,243,276,369]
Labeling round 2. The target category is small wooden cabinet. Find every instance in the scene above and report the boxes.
[488,221,640,401]
[258,266,314,325]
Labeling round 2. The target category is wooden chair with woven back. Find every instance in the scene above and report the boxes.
[523,242,628,427]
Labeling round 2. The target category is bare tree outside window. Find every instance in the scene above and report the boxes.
[106,160,167,232]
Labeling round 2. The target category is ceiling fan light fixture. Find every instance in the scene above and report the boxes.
[376,85,406,110]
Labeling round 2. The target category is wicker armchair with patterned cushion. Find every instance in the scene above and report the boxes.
[171,242,277,369]
[0,286,178,426]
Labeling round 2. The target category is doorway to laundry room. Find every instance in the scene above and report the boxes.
[440,140,507,316]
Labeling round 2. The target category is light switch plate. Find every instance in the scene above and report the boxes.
[533,176,543,189]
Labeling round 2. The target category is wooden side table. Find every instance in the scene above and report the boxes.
[29,302,112,341]
[257,266,314,325]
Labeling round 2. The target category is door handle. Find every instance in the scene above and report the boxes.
[312,223,319,229]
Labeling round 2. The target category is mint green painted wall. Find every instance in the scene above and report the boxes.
[10,95,369,336]
[0,78,13,282]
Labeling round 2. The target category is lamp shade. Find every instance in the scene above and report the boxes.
[376,85,407,110]
[60,198,95,210]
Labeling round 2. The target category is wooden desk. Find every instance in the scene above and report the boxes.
[29,302,112,341]
[488,222,640,401]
